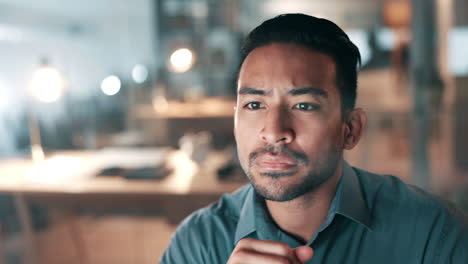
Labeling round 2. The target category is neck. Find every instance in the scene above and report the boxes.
[265,160,343,243]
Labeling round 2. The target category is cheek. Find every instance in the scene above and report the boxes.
[235,111,263,139]
[294,118,344,151]
[234,116,259,162]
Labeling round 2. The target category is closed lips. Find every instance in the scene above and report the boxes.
[256,154,298,169]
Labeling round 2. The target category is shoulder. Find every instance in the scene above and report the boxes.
[173,184,251,238]
[206,183,253,220]
[353,167,467,223]
[160,184,252,263]
[178,183,252,231]
[353,167,468,262]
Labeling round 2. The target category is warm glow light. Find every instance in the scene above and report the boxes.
[30,66,64,103]
[26,155,88,184]
[31,144,45,163]
[165,150,198,193]
[169,48,194,72]
[101,75,121,96]
[152,94,169,113]
[132,64,148,83]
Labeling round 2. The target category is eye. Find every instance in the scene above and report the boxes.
[244,101,264,110]
[293,102,319,111]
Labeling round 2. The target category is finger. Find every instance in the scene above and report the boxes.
[236,238,292,257]
[293,246,314,263]
[230,249,295,264]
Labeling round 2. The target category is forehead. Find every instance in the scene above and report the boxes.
[238,43,337,92]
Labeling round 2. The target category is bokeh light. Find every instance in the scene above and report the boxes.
[30,66,64,103]
[100,75,121,96]
[132,64,149,83]
[169,48,194,72]
[152,94,169,114]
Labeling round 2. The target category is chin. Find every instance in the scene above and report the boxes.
[248,172,320,202]
[255,187,304,202]
[242,149,343,201]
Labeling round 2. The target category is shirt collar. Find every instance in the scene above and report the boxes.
[235,185,285,244]
[337,161,372,230]
[234,161,372,244]
[234,185,259,244]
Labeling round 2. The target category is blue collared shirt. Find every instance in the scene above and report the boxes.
[160,162,468,263]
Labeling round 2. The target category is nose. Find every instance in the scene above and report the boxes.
[259,107,295,144]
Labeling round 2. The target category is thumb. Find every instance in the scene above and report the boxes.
[294,246,314,263]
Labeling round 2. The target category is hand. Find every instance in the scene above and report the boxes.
[227,238,314,264]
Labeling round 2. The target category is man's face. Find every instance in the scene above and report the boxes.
[235,43,347,202]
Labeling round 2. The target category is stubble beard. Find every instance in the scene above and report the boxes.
[243,145,342,202]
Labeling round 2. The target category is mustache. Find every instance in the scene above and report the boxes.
[249,145,309,165]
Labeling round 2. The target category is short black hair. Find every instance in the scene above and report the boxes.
[240,13,361,113]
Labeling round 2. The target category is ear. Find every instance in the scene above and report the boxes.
[233,105,238,137]
[342,108,367,150]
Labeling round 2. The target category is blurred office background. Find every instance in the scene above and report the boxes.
[0,0,467,263]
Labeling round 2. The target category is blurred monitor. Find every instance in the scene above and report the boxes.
[346,29,371,66]
[448,27,468,76]
[376,27,396,51]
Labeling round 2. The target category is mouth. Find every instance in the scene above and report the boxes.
[255,154,298,172]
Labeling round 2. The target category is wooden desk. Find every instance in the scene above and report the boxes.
[0,148,245,264]
[0,148,244,216]
[131,98,236,148]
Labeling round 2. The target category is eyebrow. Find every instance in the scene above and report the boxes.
[238,86,327,98]
[238,87,267,95]
[288,87,328,97]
